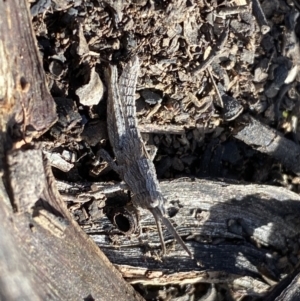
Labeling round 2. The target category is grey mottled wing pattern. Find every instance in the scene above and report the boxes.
[118,55,140,137]
[105,63,126,152]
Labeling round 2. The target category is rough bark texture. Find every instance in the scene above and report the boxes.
[264,263,300,301]
[234,114,300,176]
[275,273,300,301]
[0,1,143,300]
[61,178,300,297]
[0,0,57,144]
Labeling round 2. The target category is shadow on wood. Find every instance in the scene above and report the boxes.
[69,178,300,300]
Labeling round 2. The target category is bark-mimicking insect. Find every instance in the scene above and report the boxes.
[98,56,193,258]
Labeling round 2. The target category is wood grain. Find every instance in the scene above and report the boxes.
[70,178,300,297]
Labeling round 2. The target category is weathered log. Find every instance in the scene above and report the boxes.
[59,178,300,298]
[0,0,143,300]
[264,263,300,301]
[233,114,300,176]
[0,1,56,145]
[275,272,300,301]
[0,153,144,301]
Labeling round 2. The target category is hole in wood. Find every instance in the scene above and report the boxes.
[114,212,131,233]
[168,206,179,218]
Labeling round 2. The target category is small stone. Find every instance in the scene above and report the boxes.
[140,89,162,105]
[253,67,268,83]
